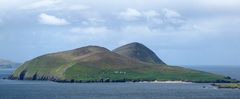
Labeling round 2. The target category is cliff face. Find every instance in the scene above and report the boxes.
[10,42,237,83]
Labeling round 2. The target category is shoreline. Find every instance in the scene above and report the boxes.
[6,76,240,84]
[3,78,240,88]
[1,79,195,84]
[138,80,192,84]
[2,78,212,84]
[211,83,240,89]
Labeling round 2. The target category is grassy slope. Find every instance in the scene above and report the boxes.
[12,54,71,80]
[64,63,233,82]
[13,56,235,82]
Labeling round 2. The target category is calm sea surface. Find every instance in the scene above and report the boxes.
[0,69,15,79]
[0,67,239,99]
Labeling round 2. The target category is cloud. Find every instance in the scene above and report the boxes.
[0,0,30,11]
[22,0,62,10]
[118,8,187,30]
[162,8,181,18]
[81,18,105,26]
[70,26,110,34]
[2,0,240,65]
[143,10,160,18]
[119,8,142,21]
[51,26,112,43]
[38,13,69,25]
[68,5,89,10]
[162,8,185,25]
[159,10,185,30]
[21,0,89,11]
[195,0,240,8]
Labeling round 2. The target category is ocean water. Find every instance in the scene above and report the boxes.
[0,67,240,99]
[0,80,240,99]
[0,69,15,79]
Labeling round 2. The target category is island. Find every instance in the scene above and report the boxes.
[0,59,21,69]
[9,42,239,83]
[212,83,240,89]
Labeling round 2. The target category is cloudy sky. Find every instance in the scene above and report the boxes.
[0,0,240,66]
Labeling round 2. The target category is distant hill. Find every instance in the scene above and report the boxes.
[10,43,237,83]
[0,59,21,69]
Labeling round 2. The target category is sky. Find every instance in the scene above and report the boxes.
[0,0,240,66]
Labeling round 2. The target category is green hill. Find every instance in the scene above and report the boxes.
[113,42,166,64]
[10,43,237,83]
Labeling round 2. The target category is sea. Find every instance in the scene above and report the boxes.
[0,66,240,99]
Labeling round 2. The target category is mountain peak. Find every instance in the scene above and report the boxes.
[113,42,166,64]
[73,46,110,53]
[126,42,144,45]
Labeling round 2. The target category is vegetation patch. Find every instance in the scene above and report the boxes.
[212,83,240,89]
